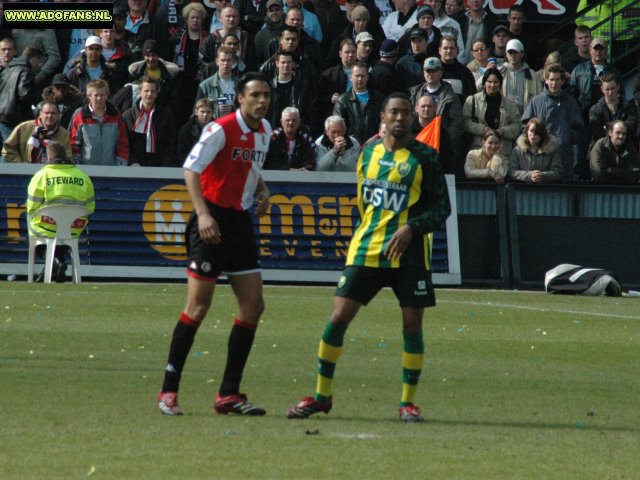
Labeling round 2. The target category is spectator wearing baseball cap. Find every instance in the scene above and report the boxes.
[325,4,384,70]
[395,27,431,93]
[40,74,84,130]
[66,35,124,98]
[570,36,621,119]
[489,24,510,61]
[370,39,403,96]
[504,4,539,69]
[120,39,180,111]
[569,35,622,179]
[397,6,442,59]
[355,32,377,67]
[254,0,286,66]
[497,37,542,115]
[408,55,465,176]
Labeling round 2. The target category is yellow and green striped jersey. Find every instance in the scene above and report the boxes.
[346,139,451,269]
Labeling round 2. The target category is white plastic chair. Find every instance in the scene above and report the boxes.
[27,205,90,284]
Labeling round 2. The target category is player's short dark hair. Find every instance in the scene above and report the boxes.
[381,92,411,112]
[235,72,269,107]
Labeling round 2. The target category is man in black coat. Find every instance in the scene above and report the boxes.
[333,62,385,144]
[264,107,316,170]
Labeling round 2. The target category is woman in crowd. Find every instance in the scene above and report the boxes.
[463,68,521,155]
[173,2,209,126]
[508,117,564,183]
[464,129,508,183]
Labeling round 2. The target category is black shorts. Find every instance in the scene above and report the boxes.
[186,202,260,279]
[335,266,436,308]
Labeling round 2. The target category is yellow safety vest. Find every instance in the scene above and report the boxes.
[576,0,611,40]
[26,164,96,238]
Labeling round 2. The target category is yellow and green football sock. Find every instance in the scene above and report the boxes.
[400,330,424,407]
[314,322,346,402]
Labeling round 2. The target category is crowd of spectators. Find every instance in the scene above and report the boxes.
[1,0,639,184]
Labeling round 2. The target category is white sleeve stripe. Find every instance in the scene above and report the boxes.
[183,122,226,174]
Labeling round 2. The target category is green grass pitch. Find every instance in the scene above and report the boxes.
[1,283,638,479]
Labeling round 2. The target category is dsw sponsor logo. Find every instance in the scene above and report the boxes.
[362,185,407,212]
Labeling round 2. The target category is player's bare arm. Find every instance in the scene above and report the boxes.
[254,176,270,216]
[184,169,221,244]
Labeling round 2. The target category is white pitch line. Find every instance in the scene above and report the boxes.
[439,299,640,320]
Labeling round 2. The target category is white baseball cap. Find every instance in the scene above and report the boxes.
[85,36,103,48]
[506,39,524,53]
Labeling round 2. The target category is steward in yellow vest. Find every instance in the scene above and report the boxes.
[26,142,95,281]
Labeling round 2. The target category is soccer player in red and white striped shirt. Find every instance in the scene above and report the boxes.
[158,72,272,416]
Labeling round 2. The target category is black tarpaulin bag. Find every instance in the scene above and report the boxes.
[544,264,622,296]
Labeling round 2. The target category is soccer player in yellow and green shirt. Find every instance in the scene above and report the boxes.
[287,92,451,422]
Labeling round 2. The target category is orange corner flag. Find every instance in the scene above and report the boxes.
[415,115,442,152]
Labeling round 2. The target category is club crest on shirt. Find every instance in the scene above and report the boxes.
[397,162,411,177]
[240,134,248,141]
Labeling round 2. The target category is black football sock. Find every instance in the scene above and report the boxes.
[161,312,200,392]
[218,319,257,396]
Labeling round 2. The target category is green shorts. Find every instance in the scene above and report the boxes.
[335,266,436,308]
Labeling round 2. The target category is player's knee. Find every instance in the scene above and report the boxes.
[239,296,264,324]
[185,301,211,324]
[250,296,266,318]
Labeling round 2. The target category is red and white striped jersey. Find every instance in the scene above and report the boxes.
[184,110,272,211]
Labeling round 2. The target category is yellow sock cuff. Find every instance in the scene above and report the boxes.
[318,340,343,363]
[402,351,424,371]
[401,384,418,405]
[316,374,333,399]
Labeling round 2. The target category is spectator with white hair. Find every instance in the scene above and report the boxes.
[264,107,316,171]
[315,116,360,171]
